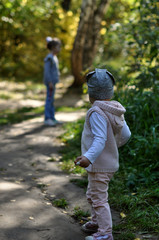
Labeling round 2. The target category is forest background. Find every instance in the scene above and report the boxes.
[0,0,159,239]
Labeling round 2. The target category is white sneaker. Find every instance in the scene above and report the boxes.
[44,119,56,126]
[53,119,63,125]
[85,232,113,240]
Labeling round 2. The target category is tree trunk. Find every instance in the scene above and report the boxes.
[71,0,110,87]
[61,0,71,11]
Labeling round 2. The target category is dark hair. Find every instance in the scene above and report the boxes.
[47,38,61,50]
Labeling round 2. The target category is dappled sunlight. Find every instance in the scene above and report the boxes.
[18,99,44,108]
[0,181,23,191]
[27,135,54,145]
[0,193,58,229]
[37,174,69,185]
[0,80,45,112]
[56,110,86,122]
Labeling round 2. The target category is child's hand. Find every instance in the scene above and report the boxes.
[74,156,91,168]
[49,83,54,91]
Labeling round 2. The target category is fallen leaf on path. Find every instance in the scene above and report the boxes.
[29,216,34,220]
[19,178,25,182]
[62,211,68,214]
[50,195,55,198]
[120,212,126,218]
[142,235,153,239]
[10,199,16,202]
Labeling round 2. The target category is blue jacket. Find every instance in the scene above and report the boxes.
[43,53,59,85]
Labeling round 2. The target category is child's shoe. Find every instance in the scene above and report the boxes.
[82,221,98,233]
[85,232,113,240]
[53,119,63,125]
[44,119,56,126]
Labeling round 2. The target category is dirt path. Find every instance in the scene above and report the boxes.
[0,77,90,240]
[0,114,89,240]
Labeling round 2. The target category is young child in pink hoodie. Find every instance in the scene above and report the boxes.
[74,69,131,240]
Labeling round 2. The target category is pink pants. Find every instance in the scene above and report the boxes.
[86,172,114,235]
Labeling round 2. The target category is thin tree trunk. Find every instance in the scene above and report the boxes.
[61,0,71,11]
[71,0,110,87]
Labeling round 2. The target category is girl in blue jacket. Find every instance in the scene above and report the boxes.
[43,37,61,126]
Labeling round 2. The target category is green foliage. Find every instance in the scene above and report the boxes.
[48,158,56,162]
[72,206,90,220]
[52,198,68,209]
[96,0,158,94]
[123,0,159,91]
[113,232,135,240]
[70,178,88,189]
[60,118,87,176]
[0,0,81,79]
[116,90,159,189]
[0,106,44,126]
[111,88,159,233]
[37,183,47,190]
[94,0,135,67]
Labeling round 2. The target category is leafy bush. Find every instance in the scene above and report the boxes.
[116,90,159,189]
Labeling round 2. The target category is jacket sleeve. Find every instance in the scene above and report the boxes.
[83,112,107,163]
[116,120,131,148]
[44,59,53,84]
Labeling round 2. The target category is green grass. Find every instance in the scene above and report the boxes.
[37,183,47,190]
[56,106,86,112]
[0,94,11,100]
[0,79,45,126]
[70,178,88,189]
[109,173,159,232]
[48,158,57,162]
[0,106,44,126]
[113,232,136,240]
[59,118,87,176]
[72,206,90,221]
[52,198,68,209]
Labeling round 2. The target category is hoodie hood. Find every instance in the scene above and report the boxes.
[93,100,126,134]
